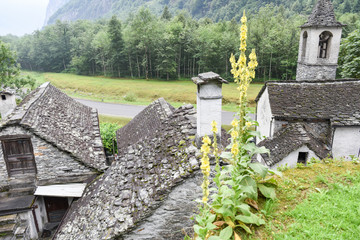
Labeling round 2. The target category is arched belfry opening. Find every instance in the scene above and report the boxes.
[296,0,345,81]
[318,31,333,59]
[301,31,308,60]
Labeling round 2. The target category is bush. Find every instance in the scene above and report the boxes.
[123,92,136,102]
[100,122,121,154]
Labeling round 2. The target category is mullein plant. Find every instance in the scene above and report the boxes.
[191,12,280,240]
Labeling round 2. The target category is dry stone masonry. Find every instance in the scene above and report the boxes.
[55,100,202,239]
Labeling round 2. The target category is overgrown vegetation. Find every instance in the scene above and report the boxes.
[0,40,35,94]
[99,122,122,154]
[254,160,360,240]
[26,71,263,112]
[190,12,279,239]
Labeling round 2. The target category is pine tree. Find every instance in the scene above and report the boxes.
[108,16,125,77]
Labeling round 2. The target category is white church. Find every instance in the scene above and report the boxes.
[255,0,360,169]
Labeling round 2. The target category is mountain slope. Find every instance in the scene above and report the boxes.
[46,0,359,25]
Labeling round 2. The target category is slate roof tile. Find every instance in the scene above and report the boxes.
[301,0,345,27]
[1,82,107,171]
[257,123,330,166]
[257,79,360,126]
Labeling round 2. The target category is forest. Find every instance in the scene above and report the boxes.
[2,4,360,81]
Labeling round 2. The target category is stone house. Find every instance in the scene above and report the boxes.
[0,91,16,119]
[53,73,229,239]
[256,0,360,169]
[54,98,202,239]
[0,82,107,239]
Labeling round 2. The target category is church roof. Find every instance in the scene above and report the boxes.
[257,123,330,166]
[301,0,345,28]
[1,82,107,171]
[256,79,360,126]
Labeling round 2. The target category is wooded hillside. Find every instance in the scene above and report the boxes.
[46,0,360,25]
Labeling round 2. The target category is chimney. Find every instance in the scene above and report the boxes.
[192,72,228,145]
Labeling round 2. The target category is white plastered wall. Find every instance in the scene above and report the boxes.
[0,94,16,118]
[271,145,319,169]
[332,126,360,159]
[298,26,342,65]
[256,88,273,142]
[197,82,222,138]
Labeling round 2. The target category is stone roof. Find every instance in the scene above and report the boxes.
[1,82,107,171]
[257,123,330,166]
[192,71,228,85]
[54,102,200,239]
[255,79,360,126]
[301,0,345,28]
[116,97,175,154]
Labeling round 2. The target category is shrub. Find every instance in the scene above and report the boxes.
[123,92,136,102]
[100,122,121,154]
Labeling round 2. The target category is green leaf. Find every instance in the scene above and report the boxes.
[235,213,265,226]
[249,162,268,178]
[258,183,276,200]
[237,222,252,234]
[208,214,216,223]
[236,203,251,215]
[206,222,218,231]
[219,226,233,240]
[220,151,232,160]
[216,206,233,218]
[208,236,221,240]
[240,176,258,200]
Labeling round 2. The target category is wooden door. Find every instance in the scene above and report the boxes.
[2,137,36,176]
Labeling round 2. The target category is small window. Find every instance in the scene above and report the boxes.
[1,95,6,100]
[301,31,308,59]
[318,31,333,58]
[297,152,308,164]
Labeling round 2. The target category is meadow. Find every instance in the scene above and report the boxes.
[246,160,360,239]
[24,71,263,112]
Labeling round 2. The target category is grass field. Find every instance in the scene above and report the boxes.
[24,71,263,112]
[248,160,360,240]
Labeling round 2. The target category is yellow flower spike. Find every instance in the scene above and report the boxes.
[231,142,239,156]
[202,136,211,146]
[231,129,239,139]
[231,119,239,127]
[211,120,218,133]
[245,122,252,128]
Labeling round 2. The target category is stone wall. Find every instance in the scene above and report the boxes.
[55,105,201,240]
[296,62,337,80]
[0,126,96,189]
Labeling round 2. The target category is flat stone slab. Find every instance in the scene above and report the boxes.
[0,195,35,214]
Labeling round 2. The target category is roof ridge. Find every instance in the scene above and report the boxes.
[301,0,345,27]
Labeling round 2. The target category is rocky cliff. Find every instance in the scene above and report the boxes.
[44,0,71,25]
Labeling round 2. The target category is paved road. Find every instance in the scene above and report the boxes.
[75,98,251,125]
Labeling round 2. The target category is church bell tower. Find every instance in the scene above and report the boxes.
[296,0,345,81]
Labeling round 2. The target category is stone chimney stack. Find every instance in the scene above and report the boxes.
[192,72,228,145]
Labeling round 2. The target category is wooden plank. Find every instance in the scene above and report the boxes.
[34,183,87,198]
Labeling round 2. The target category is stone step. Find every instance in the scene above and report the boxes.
[0,223,15,235]
[0,235,14,240]
[8,187,34,197]
[0,215,16,226]
[14,225,26,237]
[0,191,10,199]
[9,181,35,190]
